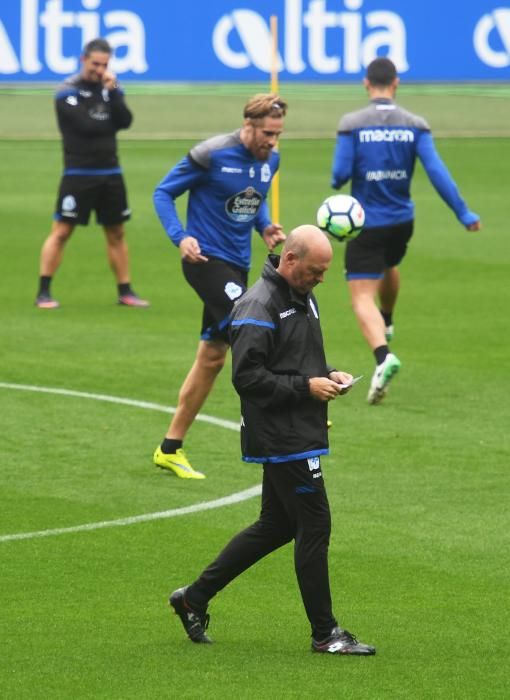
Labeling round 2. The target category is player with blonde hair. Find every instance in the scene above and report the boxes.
[152,94,287,479]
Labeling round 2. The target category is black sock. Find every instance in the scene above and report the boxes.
[118,282,133,296]
[39,276,52,296]
[380,309,393,326]
[374,345,390,365]
[161,438,183,454]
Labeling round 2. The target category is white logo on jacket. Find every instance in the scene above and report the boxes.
[280,307,296,319]
[261,163,271,182]
[309,299,319,319]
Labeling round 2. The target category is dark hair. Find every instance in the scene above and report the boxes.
[82,38,112,57]
[366,57,397,86]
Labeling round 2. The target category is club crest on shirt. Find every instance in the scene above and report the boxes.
[225,187,263,222]
[88,104,110,121]
[261,163,271,182]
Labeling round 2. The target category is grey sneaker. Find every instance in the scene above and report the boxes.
[312,627,376,655]
[169,586,212,643]
[367,352,401,405]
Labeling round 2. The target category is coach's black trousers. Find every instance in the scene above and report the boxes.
[186,458,337,639]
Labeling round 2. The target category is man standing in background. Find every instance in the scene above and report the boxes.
[35,38,148,309]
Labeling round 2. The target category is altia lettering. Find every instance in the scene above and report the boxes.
[0,0,147,75]
[212,0,409,75]
[473,8,510,68]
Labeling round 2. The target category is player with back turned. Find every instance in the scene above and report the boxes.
[331,57,481,405]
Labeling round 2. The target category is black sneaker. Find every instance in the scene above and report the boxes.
[312,626,376,655]
[169,586,212,644]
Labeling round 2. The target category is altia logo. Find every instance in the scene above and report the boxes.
[212,0,409,75]
[0,0,148,75]
[474,7,510,67]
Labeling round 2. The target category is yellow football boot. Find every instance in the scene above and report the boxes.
[153,447,206,479]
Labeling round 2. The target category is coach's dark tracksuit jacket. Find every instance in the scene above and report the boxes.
[230,255,334,464]
[55,74,132,172]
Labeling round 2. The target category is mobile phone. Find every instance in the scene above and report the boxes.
[338,375,363,389]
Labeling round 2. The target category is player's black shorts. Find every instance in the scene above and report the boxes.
[345,220,414,280]
[55,173,131,226]
[182,257,248,343]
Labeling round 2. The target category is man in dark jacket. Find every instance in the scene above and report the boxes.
[168,225,376,656]
[35,38,148,309]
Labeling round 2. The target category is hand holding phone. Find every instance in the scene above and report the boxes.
[338,375,363,390]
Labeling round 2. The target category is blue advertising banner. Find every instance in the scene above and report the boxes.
[1,0,509,82]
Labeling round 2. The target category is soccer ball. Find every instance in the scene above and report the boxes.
[316,194,365,242]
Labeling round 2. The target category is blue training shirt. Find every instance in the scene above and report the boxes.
[331,98,479,229]
[154,129,279,270]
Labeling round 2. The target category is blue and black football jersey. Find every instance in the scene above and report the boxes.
[154,129,279,270]
[331,98,478,229]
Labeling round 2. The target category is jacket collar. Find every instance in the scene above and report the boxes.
[263,255,309,308]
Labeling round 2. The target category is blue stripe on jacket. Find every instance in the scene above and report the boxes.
[64,168,122,176]
[231,318,275,329]
[242,448,329,464]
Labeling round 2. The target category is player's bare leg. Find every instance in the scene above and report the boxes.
[36,220,75,308]
[167,339,228,439]
[104,223,130,283]
[153,339,228,478]
[348,278,400,405]
[104,224,149,307]
[378,266,400,341]
[348,278,386,350]
[379,266,399,316]
[40,220,75,276]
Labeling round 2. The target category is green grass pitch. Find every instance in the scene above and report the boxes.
[0,85,509,699]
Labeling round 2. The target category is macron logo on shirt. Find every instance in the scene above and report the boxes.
[359,128,415,143]
[280,308,296,319]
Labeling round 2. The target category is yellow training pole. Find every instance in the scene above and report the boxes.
[270,14,280,225]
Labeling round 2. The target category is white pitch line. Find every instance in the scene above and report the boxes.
[0,486,261,543]
[0,382,260,543]
[0,382,240,431]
